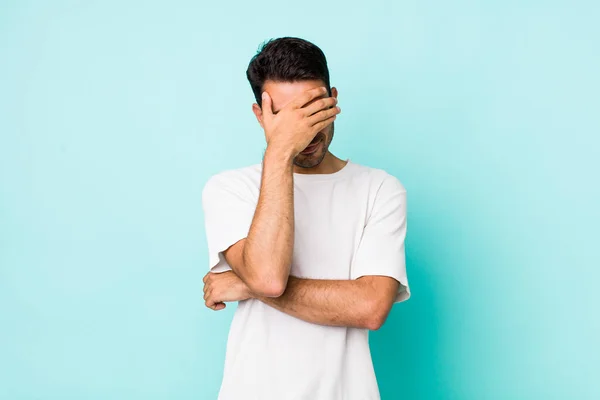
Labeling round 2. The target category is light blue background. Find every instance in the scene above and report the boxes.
[1,0,599,399]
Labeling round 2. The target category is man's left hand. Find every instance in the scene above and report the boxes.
[203,270,253,311]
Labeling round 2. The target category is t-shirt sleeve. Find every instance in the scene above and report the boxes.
[350,174,410,303]
[201,174,256,273]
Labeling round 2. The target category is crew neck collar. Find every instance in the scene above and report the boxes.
[292,159,353,182]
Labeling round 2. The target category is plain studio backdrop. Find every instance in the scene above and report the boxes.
[1,0,598,399]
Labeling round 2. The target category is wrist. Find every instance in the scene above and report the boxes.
[264,144,295,166]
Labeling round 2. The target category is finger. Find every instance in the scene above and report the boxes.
[203,273,210,283]
[206,296,215,309]
[308,106,341,126]
[261,92,273,120]
[213,302,226,311]
[303,96,337,117]
[290,86,328,109]
[311,114,337,134]
[203,288,211,301]
[206,288,223,307]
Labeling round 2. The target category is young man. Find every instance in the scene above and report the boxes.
[202,37,410,400]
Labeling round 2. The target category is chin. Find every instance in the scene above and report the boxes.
[294,149,326,169]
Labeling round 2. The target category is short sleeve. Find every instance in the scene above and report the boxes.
[201,174,256,273]
[350,175,410,303]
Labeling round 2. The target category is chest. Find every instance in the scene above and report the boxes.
[290,181,371,279]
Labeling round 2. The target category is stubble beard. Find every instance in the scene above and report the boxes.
[293,122,335,169]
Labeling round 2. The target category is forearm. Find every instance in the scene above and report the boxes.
[257,276,387,330]
[241,146,295,295]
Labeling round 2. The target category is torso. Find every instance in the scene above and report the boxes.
[216,159,393,400]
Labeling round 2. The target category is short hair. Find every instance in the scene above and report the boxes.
[246,37,331,108]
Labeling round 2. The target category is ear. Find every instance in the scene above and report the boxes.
[331,86,338,99]
[252,103,264,129]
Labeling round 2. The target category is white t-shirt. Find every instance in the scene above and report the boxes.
[202,159,410,400]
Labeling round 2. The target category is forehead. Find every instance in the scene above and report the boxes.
[263,79,327,111]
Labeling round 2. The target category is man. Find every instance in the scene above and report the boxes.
[202,37,410,400]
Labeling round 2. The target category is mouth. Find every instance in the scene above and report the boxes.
[300,139,322,155]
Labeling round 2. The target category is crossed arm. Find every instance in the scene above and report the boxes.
[202,237,400,330]
[260,275,398,330]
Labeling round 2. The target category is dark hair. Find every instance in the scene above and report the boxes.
[246,37,331,107]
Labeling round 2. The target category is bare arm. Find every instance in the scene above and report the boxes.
[222,87,340,297]
[203,266,400,329]
[257,275,400,330]
[237,148,295,297]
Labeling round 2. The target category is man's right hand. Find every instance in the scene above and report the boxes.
[261,86,341,157]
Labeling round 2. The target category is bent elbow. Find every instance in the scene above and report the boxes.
[247,276,287,298]
[364,300,391,331]
[242,247,288,297]
[365,314,386,331]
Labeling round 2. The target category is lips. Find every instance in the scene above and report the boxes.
[300,140,321,155]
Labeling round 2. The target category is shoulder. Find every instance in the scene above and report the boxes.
[202,163,262,200]
[348,161,407,195]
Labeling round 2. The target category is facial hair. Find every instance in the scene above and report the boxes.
[293,122,334,169]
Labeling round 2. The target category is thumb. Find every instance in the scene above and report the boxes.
[261,91,272,119]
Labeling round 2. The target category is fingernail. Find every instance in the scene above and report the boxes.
[262,92,267,100]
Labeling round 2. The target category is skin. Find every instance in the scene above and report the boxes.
[202,79,399,330]
[253,80,346,174]
[203,272,398,330]
[214,83,341,298]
